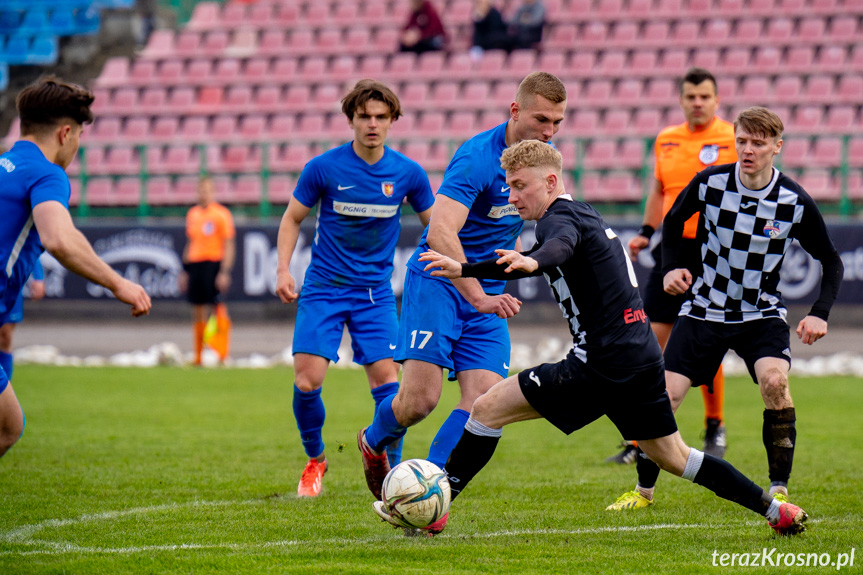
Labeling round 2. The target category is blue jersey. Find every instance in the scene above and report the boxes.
[293,143,434,288]
[0,141,70,319]
[407,122,523,294]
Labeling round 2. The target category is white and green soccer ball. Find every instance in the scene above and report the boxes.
[381,458,451,529]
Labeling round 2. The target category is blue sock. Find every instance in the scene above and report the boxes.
[427,409,470,468]
[293,385,325,459]
[371,382,404,465]
[0,351,13,382]
[365,393,407,453]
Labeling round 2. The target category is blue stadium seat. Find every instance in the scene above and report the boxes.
[25,35,59,65]
[0,10,21,34]
[0,63,8,92]
[74,7,101,35]
[0,35,30,65]
[49,7,78,35]
[19,8,51,35]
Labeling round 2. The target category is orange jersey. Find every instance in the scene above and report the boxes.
[185,202,235,263]
[655,117,737,238]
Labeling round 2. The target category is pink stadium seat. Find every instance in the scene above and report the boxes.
[84,179,114,205]
[228,28,257,56]
[215,58,242,82]
[157,59,184,83]
[447,111,479,139]
[556,140,576,166]
[220,2,246,26]
[388,52,417,77]
[798,170,838,201]
[803,75,835,104]
[123,118,150,142]
[580,21,608,46]
[596,0,624,15]
[166,87,195,113]
[462,82,490,107]
[209,116,237,141]
[317,28,343,55]
[568,109,600,134]
[848,137,863,167]
[811,137,843,167]
[162,145,200,175]
[477,110,508,131]
[703,19,731,43]
[96,57,129,87]
[274,2,300,25]
[689,0,711,11]
[417,111,446,136]
[619,138,649,168]
[657,49,687,74]
[271,58,298,82]
[304,3,329,26]
[719,47,751,74]
[595,51,626,76]
[814,46,848,73]
[359,54,386,77]
[691,48,720,70]
[92,117,121,142]
[225,176,263,204]
[259,30,286,54]
[656,0,683,13]
[287,29,314,55]
[400,83,430,108]
[431,82,459,107]
[628,0,654,15]
[247,2,273,26]
[243,58,270,81]
[765,18,794,44]
[850,44,863,71]
[827,15,858,40]
[254,86,281,112]
[139,87,167,112]
[670,20,700,46]
[780,139,810,168]
[224,85,253,112]
[267,114,295,139]
[295,114,326,137]
[783,46,815,74]
[536,51,566,77]
[603,110,631,135]
[824,105,857,132]
[313,85,341,111]
[739,76,771,103]
[583,140,617,168]
[508,50,536,78]
[142,177,173,205]
[797,18,827,41]
[546,24,577,49]
[372,27,400,52]
[568,51,596,76]
[111,88,138,115]
[608,21,638,46]
[268,174,297,203]
[601,172,643,202]
[333,2,361,24]
[179,116,208,141]
[752,47,782,72]
[582,79,613,104]
[202,31,230,56]
[716,0,745,14]
[641,21,670,46]
[632,108,663,135]
[417,51,447,80]
[284,85,311,111]
[475,50,508,79]
[239,115,266,140]
[187,1,219,30]
[578,172,601,201]
[174,31,202,56]
[836,75,863,103]
[103,146,140,176]
[445,53,473,81]
[733,19,762,41]
[789,105,824,133]
[152,117,179,142]
[615,79,643,103]
[772,76,802,103]
[141,29,173,58]
[113,178,142,206]
[196,86,224,112]
[185,58,213,82]
[330,55,357,81]
[129,60,156,84]
[344,28,371,53]
[169,176,204,204]
[400,141,431,165]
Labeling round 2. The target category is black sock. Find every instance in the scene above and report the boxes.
[443,429,500,501]
[693,454,772,515]
[763,408,796,486]
[636,448,661,489]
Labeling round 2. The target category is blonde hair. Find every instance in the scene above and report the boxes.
[734,106,784,139]
[515,72,567,106]
[500,140,563,173]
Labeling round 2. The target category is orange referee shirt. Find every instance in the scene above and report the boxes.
[185,202,235,263]
[655,117,737,238]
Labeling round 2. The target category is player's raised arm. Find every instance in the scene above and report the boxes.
[275,197,312,303]
[32,201,151,316]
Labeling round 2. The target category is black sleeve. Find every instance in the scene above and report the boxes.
[793,196,844,320]
[461,235,576,281]
[661,175,705,276]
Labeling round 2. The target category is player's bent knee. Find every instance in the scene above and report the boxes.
[760,369,790,404]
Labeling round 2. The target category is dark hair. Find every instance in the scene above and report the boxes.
[16,75,95,136]
[679,67,718,95]
[341,79,402,120]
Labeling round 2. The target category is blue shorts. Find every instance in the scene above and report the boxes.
[292,281,398,365]
[2,294,25,325]
[395,268,510,381]
[0,366,7,394]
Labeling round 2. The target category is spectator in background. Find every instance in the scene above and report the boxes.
[510,0,546,50]
[135,0,158,49]
[400,0,447,54]
[472,0,510,54]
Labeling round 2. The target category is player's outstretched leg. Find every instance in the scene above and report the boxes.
[442,417,503,501]
[638,434,808,535]
[606,448,661,510]
[427,408,469,468]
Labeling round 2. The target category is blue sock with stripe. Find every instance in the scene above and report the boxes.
[371,382,404,465]
[365,393,406,453]
[293,385,325,459]
[0,351,13,382]
[427,408,470,468]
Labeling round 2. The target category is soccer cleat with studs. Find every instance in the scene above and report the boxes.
[605,441,639,465]
[702,418,727,458]
[358,428,390,500]
[297,458,328,498]
[769,501,808,535]
[605,490,654,511]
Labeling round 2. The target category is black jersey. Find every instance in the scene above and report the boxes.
[462,196,662,371]
[662,163,843,324]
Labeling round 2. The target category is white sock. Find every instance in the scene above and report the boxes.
[635,484,654,501]
[765,497,783,523]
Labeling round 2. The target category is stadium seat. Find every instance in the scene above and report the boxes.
[608,21,638,46]
[797,17,827,42]
[803,75,835,104]
[157,59,184,83]
[783,46,814,73]
[400,82,430,108]
[772,76,802,104]
[836,75,863,104]
[239,115,267,141]
[186,2,219,31]
[202,30,230,56]
[601,172,644,202]
[208,115,237,141]
[83,178,114,205]
[268,174,297,203]
[287,29,314,55]
[447,110,480,139]
[242,57,270,81]
[580,21,608,46]
[129,59,156,84]
[151,117,179,142]
[215,58,242,82]
[814,46,848,73]
[779,138,810,168]
[632,108,663,135]
[811,137,843,167]
[738,76,771,104]
[718,47,751,75]
[316,28,342,56]
[732,18,762,41]
[91,117,121,142]
[139,87,167,112]
[167,87,195,113]
[430,82,459,107]
[546,24,577,49]
[568,109,600,135]
[765,18,794,44]
[224,85,253,112]
[179,116,208,141]
[312,84,341,112]
[656,49,687,74]
[716,0,745,14]
[582,79,613,104]
[295,114,326,138]
[268,114,295,140]
[416,51,447,80]
[185,58,213,82]
[227,28,257,57]
[824,105,857,133]
[615,79,642,103]
[789,105,824,133]
[196,86,223,112]
[102,146,140,176]
[174,31,202,56]
[752,47,782,72]
[416,111,446,136]
[798,169,838,201]
[259,29,286,54]
[603,110,631,135]
[461,82,491,109]
[122,117,150,142]
[847,137,863,167]
[583,140,617,168]
[96,57,128,87]
[112,178,142,206]
[827,15,858,41]
[595,50,626,76]
[141,29,173,58]
[671,20,700,46]
[569,51,597,76]
[536,51,566,77]
[703,19,731,43]
[630,48,660,72]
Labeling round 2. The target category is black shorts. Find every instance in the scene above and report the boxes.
[665,316,791,389]
[643,238,702,324]
[186,260,222,305]
[517,353,678,442]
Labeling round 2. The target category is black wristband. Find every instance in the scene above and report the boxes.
[637,225,655,239]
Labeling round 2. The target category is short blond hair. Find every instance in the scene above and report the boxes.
[500,140,563,173]
[734,106,784,140]
[515,72,567,106]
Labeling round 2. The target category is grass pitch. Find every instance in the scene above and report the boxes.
[1,366,861,574]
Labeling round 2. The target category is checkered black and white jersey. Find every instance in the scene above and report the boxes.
[662,163,839,324]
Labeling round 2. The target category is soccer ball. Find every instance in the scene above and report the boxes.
[380,459,451,529]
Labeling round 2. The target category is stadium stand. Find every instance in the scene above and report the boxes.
[2,0,862,213]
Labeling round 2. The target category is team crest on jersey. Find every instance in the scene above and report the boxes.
[381,181,395,197]
[699,144,720,165]
[203,221,215,236]
[763,220,781,238]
